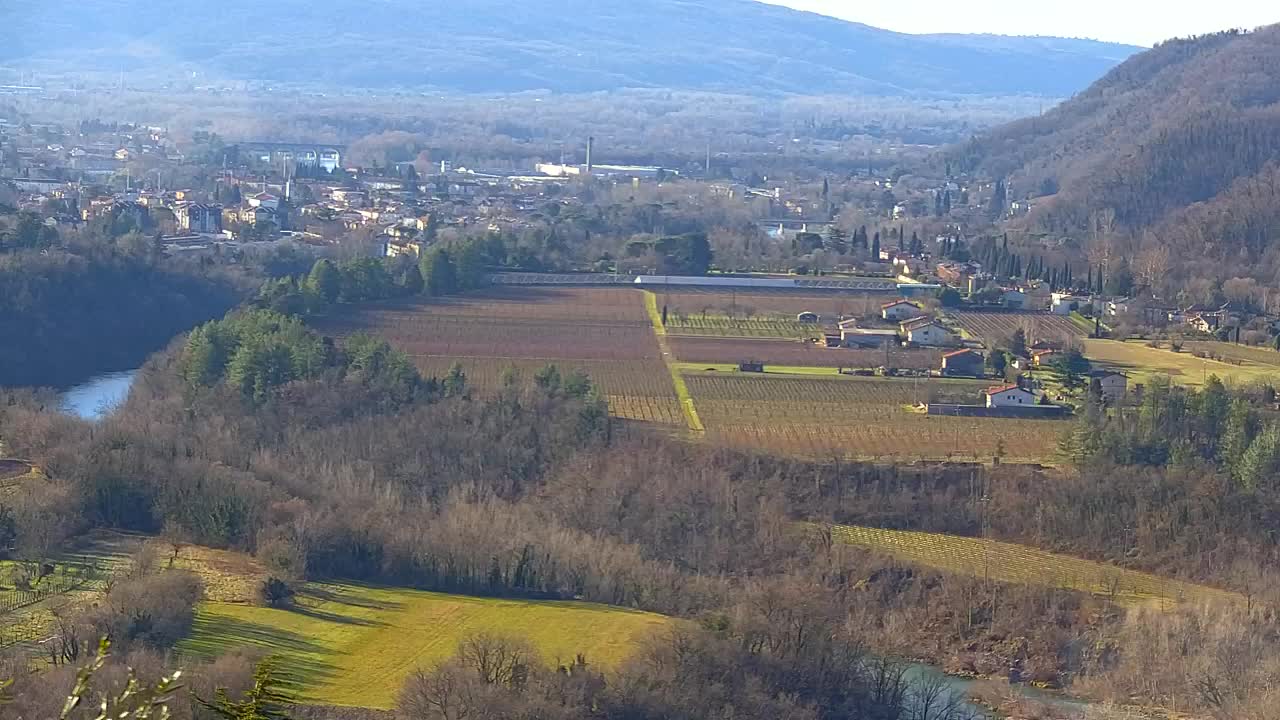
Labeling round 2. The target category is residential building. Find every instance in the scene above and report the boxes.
[881,300,923,321]
[1031,349,1059,367]
[901,317,952,347]
[984,385,1037,408]
[1089,370,1128,402]
[174,203,223,234]
[941,349,986,378]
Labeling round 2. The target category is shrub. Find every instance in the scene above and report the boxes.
[260,577,296,609]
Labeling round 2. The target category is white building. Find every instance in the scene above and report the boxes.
[881,300,923,321]
[901,318,952,347]
[984,385,1037,408]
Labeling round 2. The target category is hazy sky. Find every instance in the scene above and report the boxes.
[764,1,1277,46]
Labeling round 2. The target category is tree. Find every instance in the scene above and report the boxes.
[870,232,881,260]
[938,287,962,308]
[454,240,488,290]
[444,362,468,397]
[987,351,1008,377]
[1238,426,1280,492]
[987,179,1007,220]
[824,226,849,254]
[0,503,16,558]
[400,262,425,295]
[1050,348,1091,390]
[1105,262,1135,297]
[197,658,293,720]
[1008,328,1027,357]
[421,248,458,296]
[306,259,341,304]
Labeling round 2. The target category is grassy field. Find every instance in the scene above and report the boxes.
[178,583,670,709]
[1084,339,1280,388]
[831,524,1239,607]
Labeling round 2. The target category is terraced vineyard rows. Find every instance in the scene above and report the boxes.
[830,525,1239,607]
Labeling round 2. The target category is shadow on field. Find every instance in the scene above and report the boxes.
[299,584,405,612]
[289,603,387,627]
[183,615,340,691]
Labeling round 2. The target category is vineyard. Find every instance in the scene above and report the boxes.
[687,374,1065,462]
[952,311,1084,346]
[829,525,1239,607]
[655,289,883,320]
[317,288,686,428]
[670,336,940,369]
[663,314,820,339]
[0,531,141,652]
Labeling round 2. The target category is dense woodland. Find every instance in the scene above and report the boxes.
[956,26,1280,289]
[0,247,246,387]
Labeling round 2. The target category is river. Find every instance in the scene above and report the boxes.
[60,370,139,420]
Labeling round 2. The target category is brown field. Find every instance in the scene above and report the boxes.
[686,374,1065,462]
[655,289,886,321]
[952,311,1084,346]
[315,288,685,427]
[313,288,658,362]
[670,336,940,369]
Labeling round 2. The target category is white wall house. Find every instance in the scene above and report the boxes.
[984,386,1037,408]
[881,300,923,321]
[904,322,952,347]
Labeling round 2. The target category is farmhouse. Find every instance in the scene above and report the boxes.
[984,385,1037,408]
[901,317,952,347]
[881,300,922,321]
[941,349,985,378]
[1089,370,1128,401]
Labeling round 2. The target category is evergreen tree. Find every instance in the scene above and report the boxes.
[421,248,458,296]
[197,658,293,720]
[306,259,341,304]
[871,232,881,260]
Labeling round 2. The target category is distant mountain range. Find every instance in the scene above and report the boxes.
[956,25,1280,281]
[0,0,1140,97]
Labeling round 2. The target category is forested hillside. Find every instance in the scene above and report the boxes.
[0,250,245,387]
[955,26,1280,284]
[0,0,1138,97]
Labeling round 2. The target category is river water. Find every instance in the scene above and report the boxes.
[60,370,139,420]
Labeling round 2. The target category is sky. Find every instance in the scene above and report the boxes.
[763,1,1277,47]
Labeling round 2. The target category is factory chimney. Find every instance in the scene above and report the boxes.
[586,136,594,174]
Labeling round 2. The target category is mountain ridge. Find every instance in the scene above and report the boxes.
[0,0,1141,97]
[955,26,1280,285]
